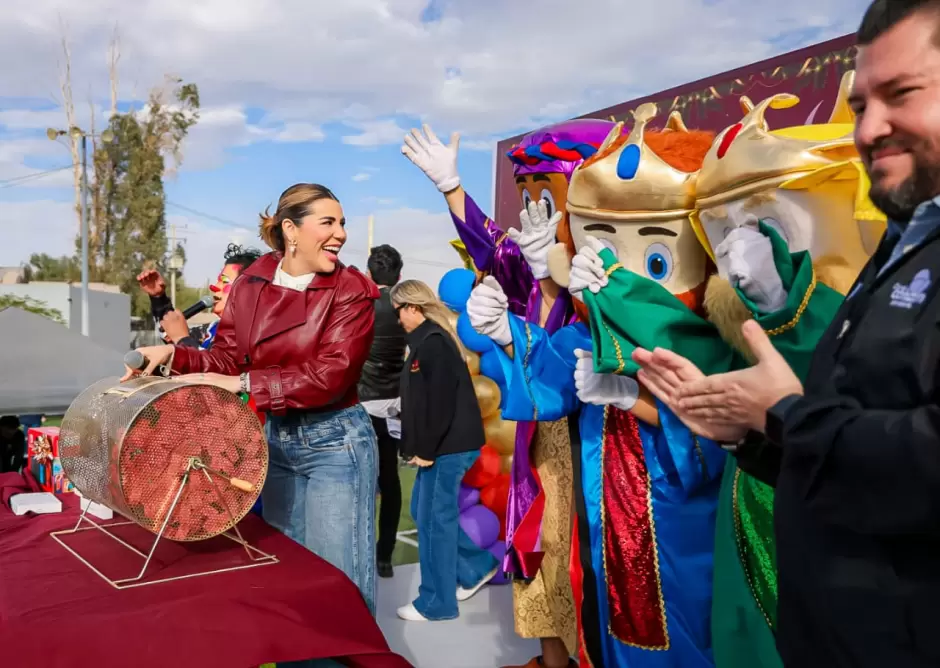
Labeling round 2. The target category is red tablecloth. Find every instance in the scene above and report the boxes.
[0,473,411,668]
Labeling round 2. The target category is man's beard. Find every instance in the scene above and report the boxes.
[867,141,940,223]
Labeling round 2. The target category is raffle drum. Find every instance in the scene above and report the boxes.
[53,376,276,588]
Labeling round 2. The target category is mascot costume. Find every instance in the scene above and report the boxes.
[686,72,884,668]
[466,105,725,668]
[577,73,884,668]
[402,119,618,667]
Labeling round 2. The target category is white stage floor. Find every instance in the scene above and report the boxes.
[376,563,540,668]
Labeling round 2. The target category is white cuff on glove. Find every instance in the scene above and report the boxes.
[573,349,638,411]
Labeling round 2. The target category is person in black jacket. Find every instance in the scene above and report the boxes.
[136,243,261,349]
[632,4,940,665]
[388,279,499,622]
[358,244,407,578]
[0,416,25,474]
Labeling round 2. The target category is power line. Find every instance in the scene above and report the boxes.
[0,164,72,189]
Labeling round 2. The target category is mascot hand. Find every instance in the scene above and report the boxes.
[507,199,561,279]
[574,349,638,410]
[466,276,512,346]
[401,124,461,193]
[716,226,787,313]
[568,236,608,302]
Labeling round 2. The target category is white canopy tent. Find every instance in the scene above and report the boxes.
[0,307,125,415]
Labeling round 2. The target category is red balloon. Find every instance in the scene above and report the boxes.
[463,445,501,489]
[480,473,510,521]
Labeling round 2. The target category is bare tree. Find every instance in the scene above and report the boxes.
[57,17,82,235]
[109,25,120,118]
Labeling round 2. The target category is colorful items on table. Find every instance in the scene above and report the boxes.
[27,427,73,494]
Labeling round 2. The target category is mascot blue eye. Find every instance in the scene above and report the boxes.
[644,242,673,283]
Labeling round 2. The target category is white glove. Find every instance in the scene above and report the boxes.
[401,124,461,193]
[466,276,512,347]
[568,236,608,303]
[506,199,561,279]
[715,226,788,313]
[573,349,638,410]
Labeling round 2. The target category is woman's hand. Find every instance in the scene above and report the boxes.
[121,344,175,381]
[408,456,434,468]
[160,310,191,343]
[178,373,242,394]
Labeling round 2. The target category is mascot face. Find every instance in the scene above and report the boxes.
[697,183,868,289]
[515,172,570,219]
[568,212,708,298]
[693,75,886,296]
[553,104,715,309]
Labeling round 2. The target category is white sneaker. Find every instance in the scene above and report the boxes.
[396,603,430,622]
[456,566,500,602]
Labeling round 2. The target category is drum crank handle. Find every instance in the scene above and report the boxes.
[188,458,255,493]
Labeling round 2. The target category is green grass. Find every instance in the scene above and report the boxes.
[390,465,418,566]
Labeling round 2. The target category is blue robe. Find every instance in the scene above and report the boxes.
[483,315,725,667]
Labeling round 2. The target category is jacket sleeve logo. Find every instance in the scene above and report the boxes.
[890,268,931,309]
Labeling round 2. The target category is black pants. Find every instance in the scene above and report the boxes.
[372,415,401,563]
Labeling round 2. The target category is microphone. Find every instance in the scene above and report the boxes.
[181,295,215,319]
[123,350,169,377]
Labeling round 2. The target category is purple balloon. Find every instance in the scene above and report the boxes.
[459,504,499,549]
[458,484,480,512]
[487,540,509,585]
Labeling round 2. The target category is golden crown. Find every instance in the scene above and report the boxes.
[695,71,859,208]
[566,103,697,222]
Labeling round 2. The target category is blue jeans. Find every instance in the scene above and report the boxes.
[411,449,499,620]
[263,404,378,618]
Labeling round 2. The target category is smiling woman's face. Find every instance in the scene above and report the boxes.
[568,213,708,297]
[209,263,243,315]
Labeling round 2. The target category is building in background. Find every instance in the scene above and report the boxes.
[0,282,131,352]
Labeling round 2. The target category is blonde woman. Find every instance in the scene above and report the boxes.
[389,280,499,621]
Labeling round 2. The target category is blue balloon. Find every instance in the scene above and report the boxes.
[457,311,494,353]
[438,268,476,312]
[479,348,506,385]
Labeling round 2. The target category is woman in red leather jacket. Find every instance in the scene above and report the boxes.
[125,183,381,617]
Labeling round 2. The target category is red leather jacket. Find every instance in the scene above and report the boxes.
[171,253,379,415]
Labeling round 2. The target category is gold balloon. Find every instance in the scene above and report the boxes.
[484,415,516,456]
[444,309,459,332]
[473,376,502,419]
[499,454,513,474]
[465,350,480,376]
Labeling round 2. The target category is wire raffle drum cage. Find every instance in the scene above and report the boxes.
[53,376,276,588]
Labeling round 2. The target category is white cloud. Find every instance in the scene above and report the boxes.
[342,119,410,148]
[352,172,372,182]
[0,1,865,147]
[0,200,78,266]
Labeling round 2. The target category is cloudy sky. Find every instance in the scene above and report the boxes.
[0,0,869,290]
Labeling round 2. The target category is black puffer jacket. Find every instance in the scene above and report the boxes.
[358,287,406,402]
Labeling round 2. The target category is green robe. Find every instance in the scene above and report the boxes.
[583,223,843,668]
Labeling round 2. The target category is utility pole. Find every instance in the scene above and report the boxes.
[79,134,89,337]
[47,125,113,338]
[367,214,374,252]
